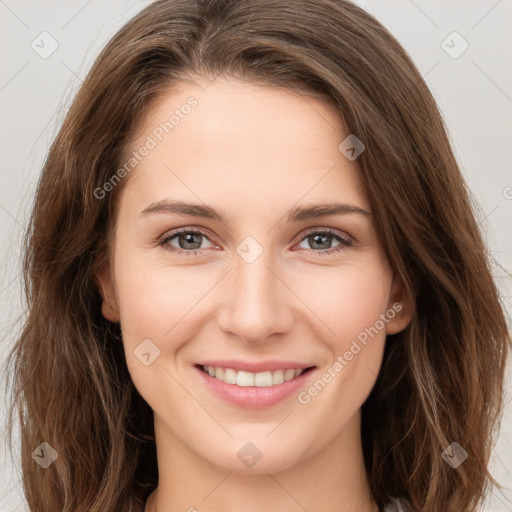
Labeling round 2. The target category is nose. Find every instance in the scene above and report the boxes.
[216,241,295,345]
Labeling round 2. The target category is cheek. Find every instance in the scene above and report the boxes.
[293,261,392,345]
[113,225,217,333]
[116,264,202,336]
[293,266,392,427]
[292,262,392,410]
[113,258,208,411]
[113,250,219,370]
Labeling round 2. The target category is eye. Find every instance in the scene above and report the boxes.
[158,227,353,256]
[158,228,216,255]
[295,228,353,255]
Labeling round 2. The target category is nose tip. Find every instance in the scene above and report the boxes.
[216,246,294,344]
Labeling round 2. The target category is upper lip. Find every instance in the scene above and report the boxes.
[196,360,316,373]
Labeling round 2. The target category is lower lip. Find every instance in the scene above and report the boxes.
[194,365,316,409]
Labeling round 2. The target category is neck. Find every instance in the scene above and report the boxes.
[145,410,379,512]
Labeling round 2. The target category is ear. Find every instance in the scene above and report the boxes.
[385,272,415,335]
[93,264,120,323]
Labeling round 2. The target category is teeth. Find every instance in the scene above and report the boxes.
[202,365,308,387]
[237,371,254,387]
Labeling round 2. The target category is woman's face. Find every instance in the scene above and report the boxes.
[97,77,412,474]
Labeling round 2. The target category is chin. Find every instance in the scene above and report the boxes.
[199,440,304,475]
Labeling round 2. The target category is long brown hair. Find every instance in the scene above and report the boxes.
[4,1,510,511]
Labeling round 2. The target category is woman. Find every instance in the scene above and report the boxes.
[5,1,510,511]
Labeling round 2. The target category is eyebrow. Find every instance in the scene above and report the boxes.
[139,199,371,222]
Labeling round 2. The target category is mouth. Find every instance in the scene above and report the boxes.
[193,363,317,409]
[195,364,316,387]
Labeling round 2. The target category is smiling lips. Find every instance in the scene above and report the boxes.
[195,360,317,408]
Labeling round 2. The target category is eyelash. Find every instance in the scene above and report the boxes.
[157,227,353,256]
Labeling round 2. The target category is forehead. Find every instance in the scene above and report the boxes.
[119,77,369,215]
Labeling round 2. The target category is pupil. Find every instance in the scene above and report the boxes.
[181,233,201,249]
[312,234,330,250]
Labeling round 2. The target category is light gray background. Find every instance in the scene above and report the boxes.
[1,1,511,510]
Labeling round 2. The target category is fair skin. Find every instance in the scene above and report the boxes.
[96,77,413,512]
